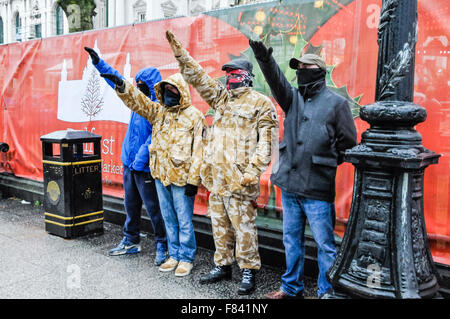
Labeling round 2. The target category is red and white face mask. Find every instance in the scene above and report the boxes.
[225,68,252,90]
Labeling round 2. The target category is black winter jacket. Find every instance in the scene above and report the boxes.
[256,56,357,202]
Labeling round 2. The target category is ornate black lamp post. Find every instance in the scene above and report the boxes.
[326,0,441,298]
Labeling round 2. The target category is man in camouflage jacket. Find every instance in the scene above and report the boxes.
[101,71,206,278]
[166,30,279,295]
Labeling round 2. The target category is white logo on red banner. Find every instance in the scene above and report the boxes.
[57,40,132,124]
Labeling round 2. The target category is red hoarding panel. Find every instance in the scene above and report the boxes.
[0,0,448,264]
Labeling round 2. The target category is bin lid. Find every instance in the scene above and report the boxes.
[40,130,101,142]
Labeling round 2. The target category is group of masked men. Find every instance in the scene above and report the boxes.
[84,30,357,298]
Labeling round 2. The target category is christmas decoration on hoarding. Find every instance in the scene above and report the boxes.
[208,0,362,118]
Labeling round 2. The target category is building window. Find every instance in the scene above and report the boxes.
[35,24,42,38]
[161,0,177,18]
[30,1,42,39]
[15,13,21,42]
[56,5,64,35]
[230,0,258,5]
[93,0,107,29]
[0,17,3,44]
[133,0,147,23]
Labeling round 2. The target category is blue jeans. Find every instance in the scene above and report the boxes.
[155,180,196,263]
[122,166,166,246]
[281,191,336,297]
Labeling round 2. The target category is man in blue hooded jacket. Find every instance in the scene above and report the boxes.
[84,47,168,266]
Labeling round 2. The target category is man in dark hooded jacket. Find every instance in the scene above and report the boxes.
[249,40,357,298]
[84,47,168,266]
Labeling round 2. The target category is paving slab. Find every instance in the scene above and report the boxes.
[0,197,318,300]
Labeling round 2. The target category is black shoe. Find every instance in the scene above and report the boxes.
[237,268,256,295]
[199,265,232,284]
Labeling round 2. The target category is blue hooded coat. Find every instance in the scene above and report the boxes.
[94,59,162,172]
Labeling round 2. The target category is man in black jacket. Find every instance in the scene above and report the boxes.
[249,40,357,299]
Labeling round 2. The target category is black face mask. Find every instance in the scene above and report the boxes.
[163,89,180,107]
[296,68,326,98]
[137,82,150,97]
[227,81,243,90]
[296,68,326,85]
[227,81,253,90]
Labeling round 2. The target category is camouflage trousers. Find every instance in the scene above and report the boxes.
[208,193,261,270]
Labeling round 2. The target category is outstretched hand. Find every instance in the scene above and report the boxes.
[84,47,100,65]
[100,73,124,90]
[165,30,183,57]
[249,39,273,62]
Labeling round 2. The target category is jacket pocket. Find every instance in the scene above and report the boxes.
[171,122,194,166]
[311,155,337,168]
[233,109,257,166]
[308,155,337,193]
[227,164,244,194]
[233,108,256,119]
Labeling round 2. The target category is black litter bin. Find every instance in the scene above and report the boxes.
[41,130,103,238]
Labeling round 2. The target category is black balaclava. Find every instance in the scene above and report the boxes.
[296,68,326,98]
[163,87,181,107]
[137,82,150,97]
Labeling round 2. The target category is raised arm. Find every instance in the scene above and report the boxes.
[84,47,124,89]
[249,40,294,113]
[100,74,163,126]
[165,30,226,109]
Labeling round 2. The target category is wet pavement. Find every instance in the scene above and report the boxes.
[0,197,318,299]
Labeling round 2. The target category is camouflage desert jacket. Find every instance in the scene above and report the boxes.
[115,73,206,187]
[174,51,279,198]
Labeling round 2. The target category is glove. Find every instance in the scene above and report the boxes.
[100,73,125,92]
[240,172,259,186]
[84,47,100,65]
[249,39,273,62]
[165,30,184,57]
[185,184,198,197]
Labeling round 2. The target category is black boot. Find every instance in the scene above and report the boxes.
[238,268,256,295]
[199,265,232,284]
